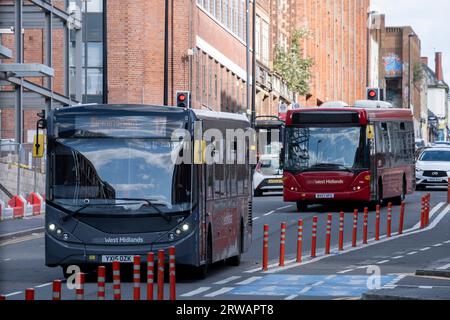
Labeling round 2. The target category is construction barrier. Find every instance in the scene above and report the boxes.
[133,255,141,300]
[279,222,286,267]
[169,247,176,301]
[339,212,344,251]
[352,209,358,247]
[147,252,154,300]
[311,216,318,258]
[363,207,369,244]
[98,266,106,300]
[76,273,85,300]
[387,202,392,238]
[27,192,44,215]
[8,195,25,219]
[25,288,35,300]
[296,219,303,263]
[375,205,381,241]
[0,200,13,220]
[157,250,165,300]
[262,225,269,271]
[399,202,405,235]
[113,261,121,300]
[325,214,332,255]
[52,280,62,301]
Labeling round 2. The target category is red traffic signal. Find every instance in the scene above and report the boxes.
[368,90,377,98]
[367,88,382,101]
[176,91,190,108]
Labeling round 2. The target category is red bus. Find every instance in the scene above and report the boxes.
[282,107,415,211]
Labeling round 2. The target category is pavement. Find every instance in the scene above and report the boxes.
[0,215,44,241]
[1,190,450,300]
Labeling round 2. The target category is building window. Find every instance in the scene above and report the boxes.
[198,0,245,41]
[255,15,261,61]
[69,0,104,104]
[261,20,269,66]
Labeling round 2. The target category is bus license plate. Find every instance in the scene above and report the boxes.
[316,194,335,199]
[101,255,134,263]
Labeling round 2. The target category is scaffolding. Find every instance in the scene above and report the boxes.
[0,0,83,143]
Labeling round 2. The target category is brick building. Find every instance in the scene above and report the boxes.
[1,0,371,141]
[368,14,422,134]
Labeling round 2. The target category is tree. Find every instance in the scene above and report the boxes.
[273,28,314,96]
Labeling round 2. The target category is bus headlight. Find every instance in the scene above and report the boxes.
[181,223,190,232]
[48,223,56,232]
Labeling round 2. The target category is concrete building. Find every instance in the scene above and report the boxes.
[422,52,449,142]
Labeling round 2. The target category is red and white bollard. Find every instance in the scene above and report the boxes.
[339,212,344,251]
[97,266,106,300]
[363,207,369,244]
[112,261,121,300]
[296,219,303,263]
[387,202,392,238]
[52,280,62,301]
[147,252,154,300]
[311,216,318,258]
[325,214,332,255]
[425,193,431,226]
[375,205,381,241]
[262,225,269,271]
[279,222,286,266]
[352,209,358,247]
[76,272,85,300]
[133,255,141,300]
[399,201,405,235]
[25,288,35,300]
[157,250,165,300]
[169,247,176,301]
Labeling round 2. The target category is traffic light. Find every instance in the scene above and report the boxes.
[176,91,190,108]
[366,88,384,101]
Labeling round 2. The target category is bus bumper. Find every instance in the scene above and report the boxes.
[283,186,371,203]
[45,230,199,267]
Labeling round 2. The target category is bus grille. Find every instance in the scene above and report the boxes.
[423,171,447,178]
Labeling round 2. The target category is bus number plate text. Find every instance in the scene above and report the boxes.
[101,255,134,263]
[315,194,335,199]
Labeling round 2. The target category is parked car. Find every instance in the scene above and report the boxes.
[253,154,283,197]
[416,147,450,190]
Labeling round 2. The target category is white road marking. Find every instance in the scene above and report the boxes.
[337,269,355,274]
[0,233,44,247]
[420,247,431,252]
[377,260,390,265]
[432,243,443,247]
[252,217,260,221]
[277,205,294,211]
[204,287,234,297]
[444,240,450,244]
[437,263,450,270]
[263,210,276,216]
[412,202,446,229]
[2,258,11,262]
[312,281,325,286]
[35,282,52,288]
[236,276,262,285]
[299,286,312,294]
[180,287,211,297]
[3,291,22,297]
[286,286,312,300]
[214,276,242,285]
[247,203,450,274]
[407,251,418,255]
[392,256,404,260]
[326,275,337,280]
[418,286,433,289]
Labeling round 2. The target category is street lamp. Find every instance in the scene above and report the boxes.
[408,33,416,110]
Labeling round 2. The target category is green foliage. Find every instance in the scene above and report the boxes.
[273,29,314,96]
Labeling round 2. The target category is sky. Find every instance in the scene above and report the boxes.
[372,0,450,84]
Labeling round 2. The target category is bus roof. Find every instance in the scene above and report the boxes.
[286,107,413,126]
[54,104,250,124]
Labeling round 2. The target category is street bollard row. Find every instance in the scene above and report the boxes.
[262,199,420,272]
[2,247,177,301]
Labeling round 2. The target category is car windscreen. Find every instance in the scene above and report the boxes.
[419,150,450,162]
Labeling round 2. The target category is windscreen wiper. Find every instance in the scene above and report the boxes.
[62,202,124,221]
[114,198,172,222]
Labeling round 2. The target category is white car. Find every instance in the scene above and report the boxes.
[253,154,283,197]
[416,148,450,189]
